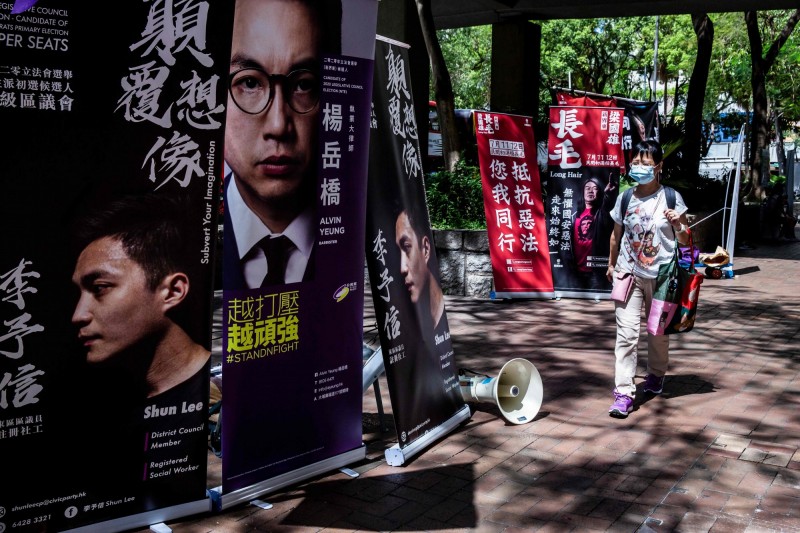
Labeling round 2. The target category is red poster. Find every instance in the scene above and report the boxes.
[474,112,554,298]
[548,106,626,173]
[554,91,661,167]
[555,92,616,108]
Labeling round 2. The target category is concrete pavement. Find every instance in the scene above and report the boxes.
[136,231,800,533]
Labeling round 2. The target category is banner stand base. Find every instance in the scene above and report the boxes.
[250,499,274,510]
[62,498,210,533]
[491,291,556,300]
[209,445,366,511]
[553,290,610,301]
[384,405,471,466]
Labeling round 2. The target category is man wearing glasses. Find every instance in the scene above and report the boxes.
[223,0,341,289]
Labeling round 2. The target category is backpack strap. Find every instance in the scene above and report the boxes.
[620,187,634,218]
[664,185,676,210]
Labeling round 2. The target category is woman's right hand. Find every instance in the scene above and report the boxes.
[606,264,615,281]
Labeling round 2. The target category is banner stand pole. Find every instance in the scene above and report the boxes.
[384,405,471,466]
[208,446,366,511]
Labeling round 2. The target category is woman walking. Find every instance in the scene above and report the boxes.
[606,140,690,418]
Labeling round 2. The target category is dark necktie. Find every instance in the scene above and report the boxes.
[259,235,293,287]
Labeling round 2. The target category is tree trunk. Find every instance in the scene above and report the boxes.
[414,0,461,172]
[745,9,800,200]
[774,111,787,175]
[683,14,713,179]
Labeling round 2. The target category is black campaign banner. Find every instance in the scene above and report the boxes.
[1,1,231,530]
[546,106,623,298]
[366,38,466,448]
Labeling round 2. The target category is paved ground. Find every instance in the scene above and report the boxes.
[137,230,800,533]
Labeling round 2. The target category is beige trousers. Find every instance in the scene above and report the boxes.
[613,274,669,398]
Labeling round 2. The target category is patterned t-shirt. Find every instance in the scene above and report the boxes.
[610,186,688,279]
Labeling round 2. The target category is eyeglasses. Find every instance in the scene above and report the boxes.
[228,67,320,115]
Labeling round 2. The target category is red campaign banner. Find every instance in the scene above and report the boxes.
[474,112,554,297]
[555,92,616,108]
[546,106,625,297]
[554,91,660,166]
[548,106,626,173]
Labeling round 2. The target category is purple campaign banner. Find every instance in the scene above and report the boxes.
[1,1,231,530]
[220,0,377,493]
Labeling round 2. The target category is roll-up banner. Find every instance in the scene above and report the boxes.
[1,1,232,531]
[553,90,660,164]
[217,0,378,501]
[546,106,625,299]
[474,112,554,299]
[366,36,469,463]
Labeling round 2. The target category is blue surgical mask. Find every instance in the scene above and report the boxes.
[629,164,656,185]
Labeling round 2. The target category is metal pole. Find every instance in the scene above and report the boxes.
[652,15,659,103]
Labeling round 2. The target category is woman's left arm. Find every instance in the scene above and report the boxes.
[664,208,690,245]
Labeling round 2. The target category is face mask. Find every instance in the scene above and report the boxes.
[629,164,656,185]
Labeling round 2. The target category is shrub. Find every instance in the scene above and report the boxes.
[425,158,487,229]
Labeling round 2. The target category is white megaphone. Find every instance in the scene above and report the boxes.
[458,358,543,425]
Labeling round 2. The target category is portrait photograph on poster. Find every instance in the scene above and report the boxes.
[1,1,232,529]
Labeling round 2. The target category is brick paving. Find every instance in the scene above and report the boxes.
[135,230,800,533]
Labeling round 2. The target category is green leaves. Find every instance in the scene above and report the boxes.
[425,158,486,229]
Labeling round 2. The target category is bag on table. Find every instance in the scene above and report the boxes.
[647,229,704,335]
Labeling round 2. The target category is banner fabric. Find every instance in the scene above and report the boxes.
[365,37,466,450]
[474,111,554,298]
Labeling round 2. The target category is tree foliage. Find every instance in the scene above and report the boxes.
[416,0,462,171]
[434,26,492,110]
[744,9,800,199]
[540,18,652,101]
[429,9,800,210]
[425,158,486,229]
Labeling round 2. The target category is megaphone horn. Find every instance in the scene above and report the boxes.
[458,358,543,425]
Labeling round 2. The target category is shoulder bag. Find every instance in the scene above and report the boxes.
[647,227,704,335]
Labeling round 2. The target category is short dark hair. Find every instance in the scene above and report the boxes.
[73,193,193,291]
[394,195,431,249]
[576,175,606,214]
[631,139,664,166]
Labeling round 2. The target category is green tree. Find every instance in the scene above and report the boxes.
[682,14,714,177]
[649,15,696,122]
[745,9,800,199]
[435,25,492,109]
[540,18,652,98]
[415,0,462,172]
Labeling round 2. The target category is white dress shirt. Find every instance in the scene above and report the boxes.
[227,173,314,288]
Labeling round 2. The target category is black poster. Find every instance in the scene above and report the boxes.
[1,1,232,530]
[365,38,465,449]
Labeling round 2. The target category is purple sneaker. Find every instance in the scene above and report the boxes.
[609,391,633,418]
[643,373,664,394]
